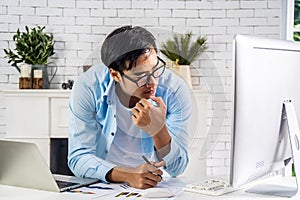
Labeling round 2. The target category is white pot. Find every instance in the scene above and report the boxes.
[168,65,192,89]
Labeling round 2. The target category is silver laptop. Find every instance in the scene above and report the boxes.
[0,140,99,192]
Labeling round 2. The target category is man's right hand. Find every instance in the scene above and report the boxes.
[106,161,164,189]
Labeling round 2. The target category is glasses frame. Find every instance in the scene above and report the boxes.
[122,56,166,87]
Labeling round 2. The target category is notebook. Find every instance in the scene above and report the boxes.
[0,140,99,192]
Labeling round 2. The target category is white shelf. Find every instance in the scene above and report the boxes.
[2,90,71,165]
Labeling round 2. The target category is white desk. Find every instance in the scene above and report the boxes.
[0,176,298,200]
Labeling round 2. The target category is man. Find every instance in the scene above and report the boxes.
[68,26,192,189]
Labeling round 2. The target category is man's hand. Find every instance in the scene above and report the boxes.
[106,161,165,189]
[131,96,167,136]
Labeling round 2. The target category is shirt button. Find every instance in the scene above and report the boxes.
[111,132,115,136]
[105,149,108,154]
[113,114,116,118]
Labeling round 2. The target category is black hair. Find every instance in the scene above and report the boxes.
[100,25,157,74]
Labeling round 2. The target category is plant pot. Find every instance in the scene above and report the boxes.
[168,65,192,89]
[30,63,57,89]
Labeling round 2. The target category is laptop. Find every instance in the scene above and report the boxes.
[0,140,99,192]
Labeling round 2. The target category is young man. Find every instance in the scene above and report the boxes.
[68,26,192,189]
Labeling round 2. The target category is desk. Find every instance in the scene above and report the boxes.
[0,176,298,200]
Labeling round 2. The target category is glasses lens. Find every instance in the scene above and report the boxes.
[137,76,148,87]
[153,66,165,78]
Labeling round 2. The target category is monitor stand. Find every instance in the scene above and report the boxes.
[246,100,300,197]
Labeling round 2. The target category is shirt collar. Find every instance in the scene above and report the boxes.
[103,75,116,105]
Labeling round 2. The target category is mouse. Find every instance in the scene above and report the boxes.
[142,187,175,198]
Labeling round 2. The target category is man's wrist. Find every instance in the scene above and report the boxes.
[155,142,171,161]
[105,166,131,183]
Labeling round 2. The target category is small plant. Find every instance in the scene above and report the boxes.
[294,32,300,41]
[4,26,55,73]
[160,32,207,65]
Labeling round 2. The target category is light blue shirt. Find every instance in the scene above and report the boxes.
[68,64,192,183]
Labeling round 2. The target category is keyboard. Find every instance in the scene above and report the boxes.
[55,180,78,189]
[183,178,239,196]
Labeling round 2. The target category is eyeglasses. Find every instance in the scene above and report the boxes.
[122,56,166,87]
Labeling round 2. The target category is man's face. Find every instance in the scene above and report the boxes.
[119,49,162,100]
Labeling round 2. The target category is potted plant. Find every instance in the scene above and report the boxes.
[160,32,208,88]
[4,26,57,89]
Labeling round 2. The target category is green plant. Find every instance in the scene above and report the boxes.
[160,32,207,65]
[292,163,296,177]
[294,0,300,26]
[294,32,300,41]
[4,26,55,73]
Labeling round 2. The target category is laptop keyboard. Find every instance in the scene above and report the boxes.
[55,180,78,189]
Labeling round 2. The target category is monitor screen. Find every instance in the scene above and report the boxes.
[230,35,300,191]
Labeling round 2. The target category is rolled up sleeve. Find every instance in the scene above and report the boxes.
[67,78,115,183]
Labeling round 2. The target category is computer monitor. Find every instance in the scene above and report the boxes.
[230,34,300,197]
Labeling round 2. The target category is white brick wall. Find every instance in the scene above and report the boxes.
[0,0,281,177]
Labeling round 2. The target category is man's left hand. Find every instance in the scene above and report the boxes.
[131,96,166,136]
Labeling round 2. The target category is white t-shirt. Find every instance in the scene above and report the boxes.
[105,86,155,168]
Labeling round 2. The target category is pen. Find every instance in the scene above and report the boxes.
[85,185,113,190]
[142,155,163,180]
[142,155,152,165]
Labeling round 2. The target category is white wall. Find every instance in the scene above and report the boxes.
[0,0,281,177]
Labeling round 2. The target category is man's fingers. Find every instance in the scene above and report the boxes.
[143,179,158,188]
[136,99,151,111]
[153,160,166,168]
[135,102,145,111]
[150,96,163,106]
[144,172,162,183]
[139,98,150,106]
[145,164,163,174]
[131,108,139,119]
[149,160,166,168]
[153,168,163,176]
[132,107,140,115]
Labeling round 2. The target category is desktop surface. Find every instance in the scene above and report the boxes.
[0,175,298,200]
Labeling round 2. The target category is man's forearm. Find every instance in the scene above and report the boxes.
[152,125,171,150]
[106,166,132,183]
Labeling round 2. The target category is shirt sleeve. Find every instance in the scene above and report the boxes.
[67,79,116,183]
[156,82,192,177]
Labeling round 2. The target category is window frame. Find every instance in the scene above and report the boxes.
[282,0,295,40]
